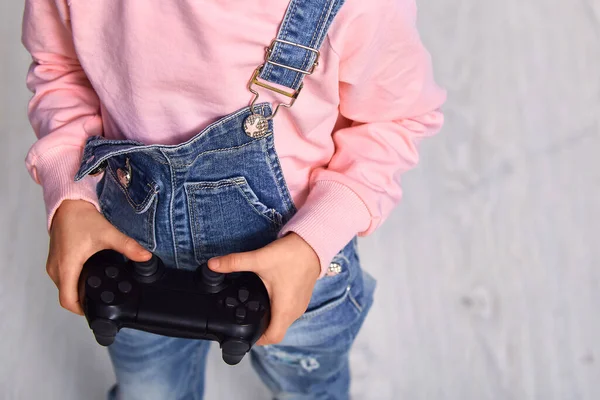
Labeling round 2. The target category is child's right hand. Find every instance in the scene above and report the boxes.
[47,199,153,315]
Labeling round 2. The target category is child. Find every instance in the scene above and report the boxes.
[22,0,446,398]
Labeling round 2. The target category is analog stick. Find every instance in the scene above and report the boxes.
[133,255,159,276]
[198,262,226,293]
[201,262,225,286]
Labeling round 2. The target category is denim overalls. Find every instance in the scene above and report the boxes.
[74,0,376,399]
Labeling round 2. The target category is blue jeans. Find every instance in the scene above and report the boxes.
[76,104,376,399]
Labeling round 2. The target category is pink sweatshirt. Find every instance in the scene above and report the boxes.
[22,0,446,277]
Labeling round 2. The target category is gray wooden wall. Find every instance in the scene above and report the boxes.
[1,0,598,399]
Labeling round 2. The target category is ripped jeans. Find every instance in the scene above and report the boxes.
[76,104,376,400]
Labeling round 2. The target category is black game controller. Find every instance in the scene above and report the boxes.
[78,250,270,365]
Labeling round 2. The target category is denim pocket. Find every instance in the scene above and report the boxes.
[271,244,375,349]
[261,283,370,353]
[96,155,159,252]
[184,176,283,263]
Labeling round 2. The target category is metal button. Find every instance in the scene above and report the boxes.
[326,262,342,277]
[243,114,269,138]
[117,157,132,187]
[89,160,107,176]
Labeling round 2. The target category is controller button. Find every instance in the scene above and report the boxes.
[105,266,119,279]
[235,306,246,321]
[100,291,115,304]
[246,300,260,312]
[118,281,132,294]
[225,297,239,308]
[238,288,250,303]
[87,276,102,289]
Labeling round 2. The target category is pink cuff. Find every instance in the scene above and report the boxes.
[28,146,102,233]
[277,180,371,279]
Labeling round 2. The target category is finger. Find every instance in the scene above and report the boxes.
[57,258,85,315]
[256,299,295,346]
[208,251,261,274]
[255,334,268,346]
[46,258,59,288]
[104,228,152,262]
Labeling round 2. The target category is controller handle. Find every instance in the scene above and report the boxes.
[221,339,250,365]
[90,319,118,346]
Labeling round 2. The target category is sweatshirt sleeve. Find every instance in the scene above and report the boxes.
[21,0,103,233]
[277,0,447,277]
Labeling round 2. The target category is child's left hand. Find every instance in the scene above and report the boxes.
[207,232,320,346]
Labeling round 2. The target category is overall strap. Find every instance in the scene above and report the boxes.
[258,0,346,91]
[243,0,345,136]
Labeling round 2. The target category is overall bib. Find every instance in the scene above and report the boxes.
[74,1,376,399]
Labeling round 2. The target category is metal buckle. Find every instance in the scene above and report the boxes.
[264,39,321,75]
[246,39,318,121]
[247,65,303,120]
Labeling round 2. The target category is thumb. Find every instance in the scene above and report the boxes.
[105,229,152,262]
[208,251,260,274]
